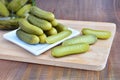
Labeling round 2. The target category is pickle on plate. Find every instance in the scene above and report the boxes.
[16,29,39,44]
[0,1,9,17]
[46,30,72,44]
[19,19,43,36]
[7,0,28,12]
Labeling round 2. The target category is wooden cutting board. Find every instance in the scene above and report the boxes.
[0,20,116,71]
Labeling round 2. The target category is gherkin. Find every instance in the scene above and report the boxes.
[54,23,68,33]
[0,18,19,30]
[7,0,28,12]
[0,0,8,5]
[16,4,32,17]
[0,1,9,17]
[16,29,40,44]
[28,14,52,31]
[30,6,55,21]
[52,43,89,58]
[82,28,111,39]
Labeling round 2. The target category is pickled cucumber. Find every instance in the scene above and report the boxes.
[62,34,97,46]
[30,6,55,21]
[51,19,58,26]
[28,14,52,31]
[45,27,57,36]
[19,19,43,36]
[0,25,18,30]
[0,1,9,17]
[39,34,47,43]
[54,23,68,32]
[51,43,89,57]
[7,0,28,12]
[0,18,19,30]
[16,29,39,44]
[46,30,72,44]
[16,4,32,17]
[0,18,19,26]
[0,0,8,5]
[82,28,111,39]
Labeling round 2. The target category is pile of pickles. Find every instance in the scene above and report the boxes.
[0,0,112,58]
[0,0,71,44]
[0,0,33,30]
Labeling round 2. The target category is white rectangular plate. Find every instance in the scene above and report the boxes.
[3,28,80,56]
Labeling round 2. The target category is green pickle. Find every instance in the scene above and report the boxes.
[16,29,39,44]
[62,34,97,46]
[16,4,32,17]
[82,28,111,39]
[45,27,57,36]
[51,19,58,26]
[39,34,47,43]
[55,23,68,32]
[0,18,19,30]
[8,0,28,12]
[19,19,43,36]
[28,14,52,31]
[0,1,9,17]
[46,30,72,44]
[30,6,55,21]
[51,43,89,57]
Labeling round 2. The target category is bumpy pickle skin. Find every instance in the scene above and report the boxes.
[28,14,52,31]
[82,28,111,39]
[51,43,90,58]
[7,0,28,12]
[0,18,20,30]
[16,4,32,17]
[16,29,39,44]
[19,19,43,36]
[30,6,55,21]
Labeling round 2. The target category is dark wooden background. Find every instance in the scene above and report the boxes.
[0,0,120,80]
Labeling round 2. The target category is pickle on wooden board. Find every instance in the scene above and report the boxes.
[51,43,89,58]
[62,34,97,46]
[30,6,55,21]
[19,19,43,36]
[82,28,111,39]
[16,29,39,44]
[46,30,72,44]
[7,0,28,12]
[0,1,9,17]
[28,14,52,31]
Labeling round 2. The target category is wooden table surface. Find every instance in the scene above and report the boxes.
[0,0,120,80]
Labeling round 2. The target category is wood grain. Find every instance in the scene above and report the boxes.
[0,0,120,80]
